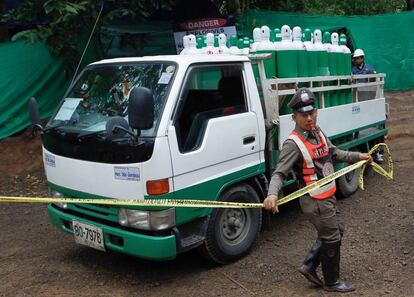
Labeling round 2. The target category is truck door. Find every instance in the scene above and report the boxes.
[167,63,262,213]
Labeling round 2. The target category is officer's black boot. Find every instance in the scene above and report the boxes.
[321,240,355,293]
[298,239,323,286]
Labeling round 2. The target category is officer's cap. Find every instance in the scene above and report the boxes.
[288,88,315,112]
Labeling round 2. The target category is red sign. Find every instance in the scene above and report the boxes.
[180,18,227,30]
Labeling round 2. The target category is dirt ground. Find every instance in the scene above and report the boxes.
[0,91,413,297]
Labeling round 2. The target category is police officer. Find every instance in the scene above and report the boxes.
[352,49,376,83]
[263,88,372,292]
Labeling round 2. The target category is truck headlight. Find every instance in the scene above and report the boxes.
[49,189,67,209]
[118,208,175,231]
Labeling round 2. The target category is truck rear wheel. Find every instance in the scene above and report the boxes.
[336,167,360,198]
[200,183,262,264]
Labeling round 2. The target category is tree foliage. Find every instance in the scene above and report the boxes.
[220,0,407,15]
[1,0,175,76]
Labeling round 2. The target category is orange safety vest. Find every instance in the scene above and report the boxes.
[288,129,337,199]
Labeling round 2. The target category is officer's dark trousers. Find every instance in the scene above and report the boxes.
[299,195,343,243]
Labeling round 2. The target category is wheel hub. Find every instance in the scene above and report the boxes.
[222,209,246,241]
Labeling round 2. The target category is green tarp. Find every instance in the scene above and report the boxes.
[237,10,414,91]
[0,40,69,139]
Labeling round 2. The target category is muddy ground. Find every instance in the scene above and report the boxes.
[0,91,413,297]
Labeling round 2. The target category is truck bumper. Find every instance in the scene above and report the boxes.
[48,204,177,260]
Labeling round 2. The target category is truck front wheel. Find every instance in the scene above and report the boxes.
[336,167,360,198]
[200,183,262,264]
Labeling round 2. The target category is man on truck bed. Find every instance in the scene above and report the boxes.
[352,48,376,83]
[263,88,372,293]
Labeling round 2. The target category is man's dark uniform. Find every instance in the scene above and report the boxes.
[268,88,360,292]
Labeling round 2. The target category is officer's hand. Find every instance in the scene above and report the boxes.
[359,152,373,164]
[263,194,279,214]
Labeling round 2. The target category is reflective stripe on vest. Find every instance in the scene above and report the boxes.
[288,131,336,199]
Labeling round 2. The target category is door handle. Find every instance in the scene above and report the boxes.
[243,136,255,145]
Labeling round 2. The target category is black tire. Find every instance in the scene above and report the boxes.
[336,167,360,198]
[200,183,262,264]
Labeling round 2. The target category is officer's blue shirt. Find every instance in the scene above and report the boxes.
[352,63,376,83]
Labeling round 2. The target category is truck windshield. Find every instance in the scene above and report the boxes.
[48,62,176,137]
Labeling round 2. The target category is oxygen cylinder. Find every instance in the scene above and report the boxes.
[277,25,297,115]
[292,26,308,77]
[218,33,229,54]
[196,36,203,51]
[214,35,219,49]
[237,38,243,49]
[256,25,277,78]
[303,28,319,109]
[303,28,318,77]
[332,33,343,76]
[200,35,207,52]
[250,27,261,53]
[229,34,241,55]
[186,34,198,55]
[180,35,189,55]
[339,33,352,104]
[314,29,329,76]
[249,28,262,82]
[242,37,250,55]
[322,31,336,107]
[324,32,336,76]
[204,33,217,55]
[332,32,344,105]
[329,32,342,106]
[277,25,297,78]
[273,28,282,44]
[313,30,329,107]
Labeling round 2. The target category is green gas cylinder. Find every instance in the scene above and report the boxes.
[277,25,298,78]
[339,34,352,104]
[196,37,203,49]
[303,28,318,77]
[303,28,319,108]
[293,26,308,77]
[330,32,343,106]
[324,32,336,76]
[277,25,298,115]
[250,27,261,53]
[250,28,261,82]
[324,31,338,107]
[314,30,330,107]
[256,25,277,78]
[315,30,329,76]
[273,28,282,43]
[229,34,241,55]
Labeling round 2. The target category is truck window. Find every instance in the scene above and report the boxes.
[174,64,247,153]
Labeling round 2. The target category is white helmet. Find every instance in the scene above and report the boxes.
[353,48,365,58]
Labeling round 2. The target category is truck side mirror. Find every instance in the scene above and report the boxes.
[28,97,44,135]
[128,87,154,130]
[29,97,41,126]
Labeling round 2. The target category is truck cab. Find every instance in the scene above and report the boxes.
[44,55,266,263]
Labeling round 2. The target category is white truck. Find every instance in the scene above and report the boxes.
[29,54,387,264]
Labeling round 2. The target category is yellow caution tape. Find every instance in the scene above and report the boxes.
[358,143,393,190]
[0,143,393,209]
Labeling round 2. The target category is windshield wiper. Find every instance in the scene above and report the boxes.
[43,120,77,133]
[77,130,106,140]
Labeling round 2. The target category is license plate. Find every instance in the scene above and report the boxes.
[72,220,105,251]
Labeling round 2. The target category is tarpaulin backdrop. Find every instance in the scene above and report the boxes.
[237,10,414,91]
[0,40,69,139]
[0,33,103,139]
